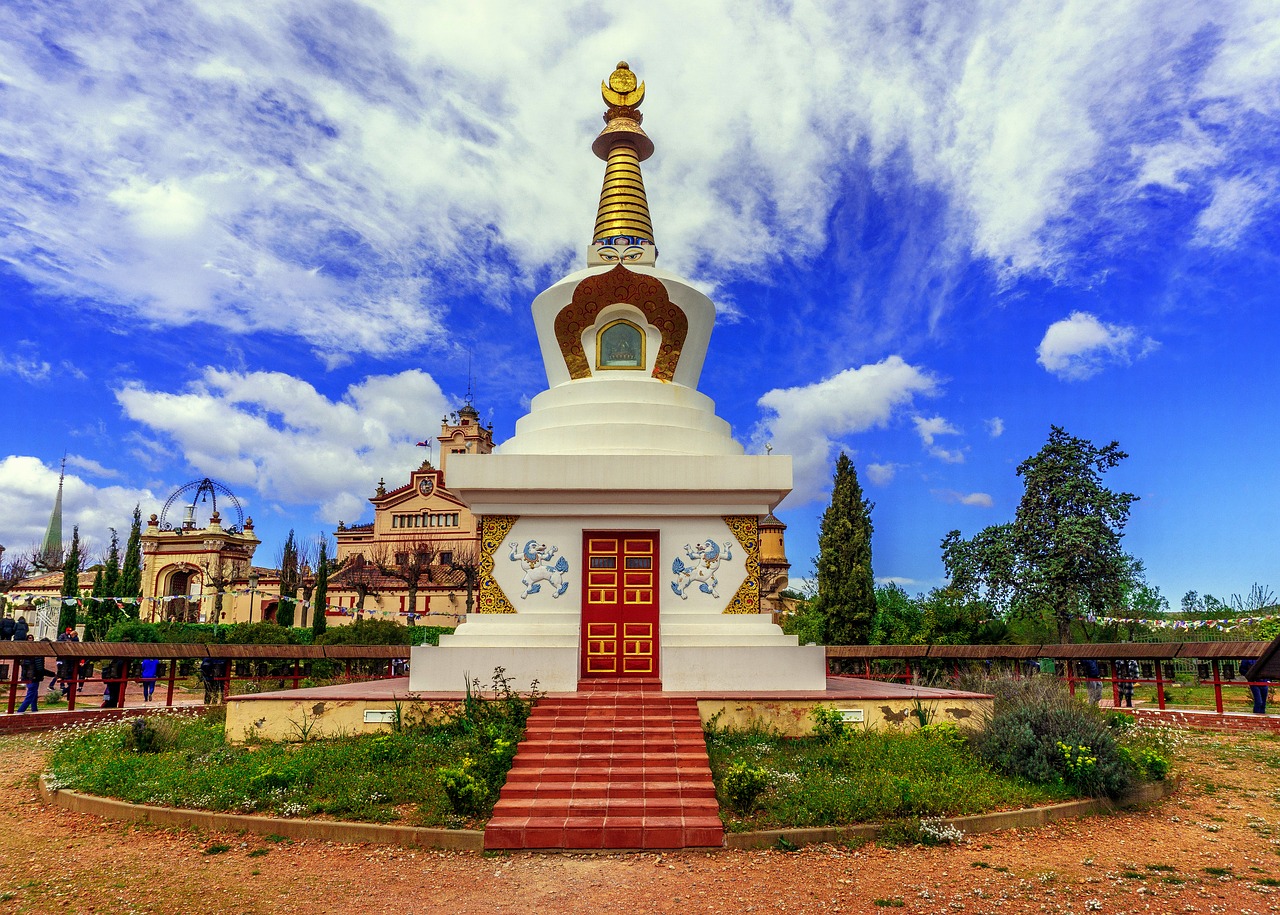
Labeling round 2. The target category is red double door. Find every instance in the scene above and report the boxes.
[580,531,660,679]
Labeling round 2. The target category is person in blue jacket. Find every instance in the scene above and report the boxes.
[1240,658,1269,715]
[139,657,160,702]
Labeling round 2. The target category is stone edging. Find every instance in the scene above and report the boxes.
[38,777,483,851]
[725,780,1175,850]
[40,775,1174,853]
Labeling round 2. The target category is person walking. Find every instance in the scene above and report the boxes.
[139,657,160,702]
[1081,658,1103,705]
[16,651,53,713]
[1240,658,1269,715]
[12,615,29,642]
[1117,658,1139,708]
[0,613,14,641]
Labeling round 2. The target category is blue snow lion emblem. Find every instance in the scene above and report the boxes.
[509,540,570,599]
[670,539,733,599]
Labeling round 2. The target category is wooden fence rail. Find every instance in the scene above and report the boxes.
[0,642,410,714]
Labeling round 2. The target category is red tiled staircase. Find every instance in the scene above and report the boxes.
[485,682,725,850]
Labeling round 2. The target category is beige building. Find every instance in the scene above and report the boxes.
[138,494,275,626]
[328,405,492,625]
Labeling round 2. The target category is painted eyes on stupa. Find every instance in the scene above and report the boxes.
[597,245,645,263]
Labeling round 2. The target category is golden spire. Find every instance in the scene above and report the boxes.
[591,61,655,247]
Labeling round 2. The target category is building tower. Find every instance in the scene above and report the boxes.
[34,456,66,572]
[409,63,824,692]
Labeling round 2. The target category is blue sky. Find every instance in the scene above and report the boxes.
[0,1,1276,608]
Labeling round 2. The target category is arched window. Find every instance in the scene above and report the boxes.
[596,319,645,370]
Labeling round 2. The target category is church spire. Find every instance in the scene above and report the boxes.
[591,62,656,251]
[36,456,65,571]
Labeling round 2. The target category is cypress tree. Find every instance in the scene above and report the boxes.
[101,528,121,598]
[813,453,876,645]
[311,540,329,638]
[119,506,143,601]
[277,529,298,627]
[58,526,82,632]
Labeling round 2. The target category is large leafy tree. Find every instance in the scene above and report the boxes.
[943,426,1138,643]
[813,452,876,645]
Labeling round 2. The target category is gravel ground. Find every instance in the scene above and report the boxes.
[2,727,1279,914]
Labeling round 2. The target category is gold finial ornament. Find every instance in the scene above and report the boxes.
[602,61,644,108]
[591,60,656,250]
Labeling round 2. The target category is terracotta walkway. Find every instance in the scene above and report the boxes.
[485,680,723,851]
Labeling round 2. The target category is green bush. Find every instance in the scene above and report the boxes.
[408,626,452,646]
[438,759,491,817]
[969,680,1136,799]
[433,668,541,818]
[810,705,847,742]
[105,620,161,643]
[317,619,411,645]
[223,622,293,644]
[706,725,1062,829]
[723,761,770,814]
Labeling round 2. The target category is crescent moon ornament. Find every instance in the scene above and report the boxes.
[601,62,644,108]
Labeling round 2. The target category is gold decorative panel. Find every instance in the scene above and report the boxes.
[554,265,687,383]
[476,515,517,614]
[723,515,761,614]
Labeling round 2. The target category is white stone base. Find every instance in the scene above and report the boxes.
[660,645,827,691]
[408,610,828,693]
[409,645,582,693]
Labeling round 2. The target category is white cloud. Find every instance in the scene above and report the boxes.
[115,367,452,524]
[876,576,921,589]
[0,456,156,560]
[0,340,52,383]
[1193,175,1272,248]
[913,415,959,446]
[913,415,965,463]
[985,417,1005,438]
[866,462,899,486]
[65,455,122,479]
[933,489,994,508]
[0,3,1273,361]
[1037,311,1158,381]
[755,356,940,506]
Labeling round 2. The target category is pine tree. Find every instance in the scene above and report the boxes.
[311,540,329,638]
[58,526,82,632]
[101,528,121,598]
[276,530,298,627]
[813,453,876,645]
[119,506,143,602]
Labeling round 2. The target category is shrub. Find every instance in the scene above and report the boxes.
[438,758,491,817]
[723,761,770,815]
[104,620,161,643]
[918,721,966,747]
[126,716,174,752]
[810,705,847,743]
[224,622,293,645]
[317,619,411,646]
[969,679,1136,799]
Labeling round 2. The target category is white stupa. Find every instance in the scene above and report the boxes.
[409,62,825,692]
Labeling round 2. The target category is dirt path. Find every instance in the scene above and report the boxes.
[2,728,1278,914]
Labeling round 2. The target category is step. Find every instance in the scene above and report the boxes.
[485,694,725,851]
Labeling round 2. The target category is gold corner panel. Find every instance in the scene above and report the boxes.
[554,265,687,382]
[722,515,761,614]
[476,515,518,614]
